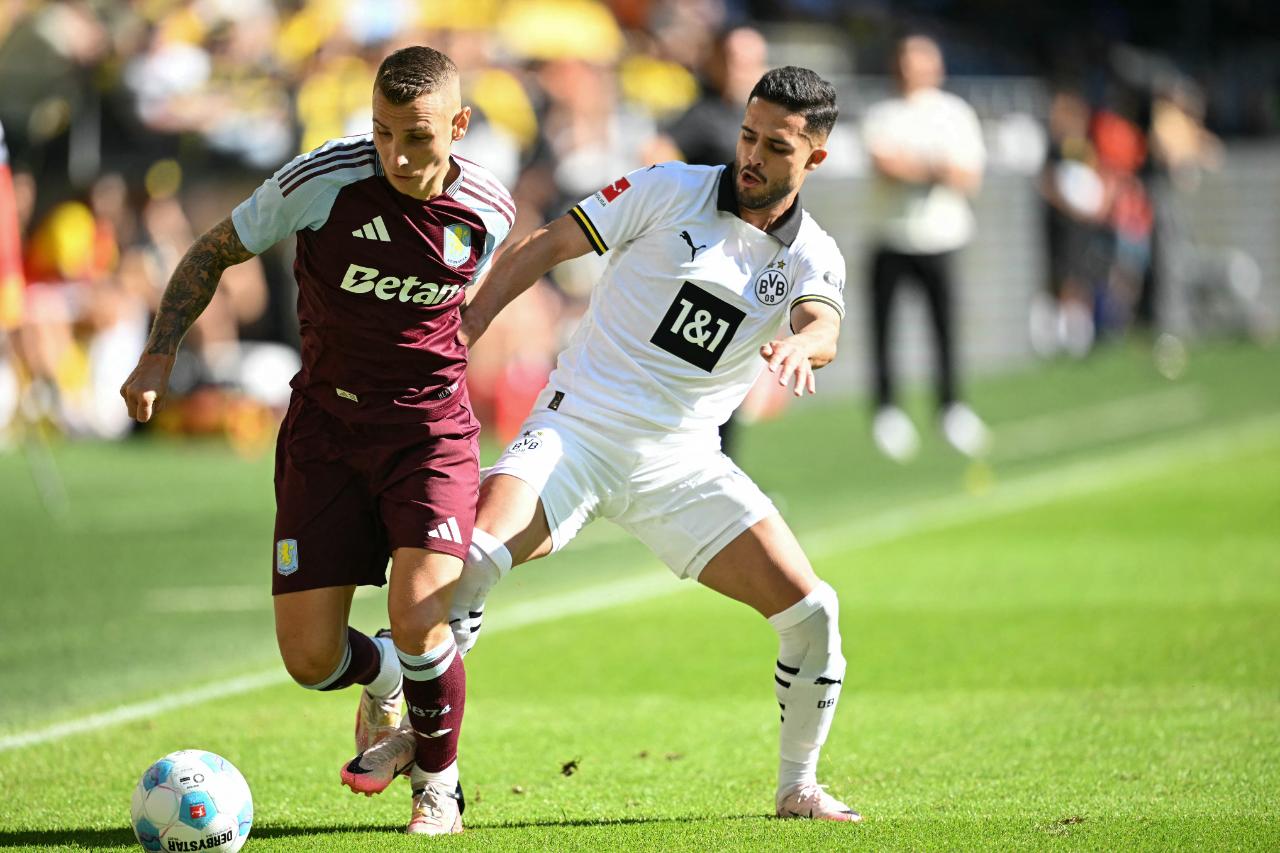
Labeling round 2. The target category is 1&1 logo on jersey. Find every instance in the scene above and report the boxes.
[276,539,299,576]
[650,281,745,372]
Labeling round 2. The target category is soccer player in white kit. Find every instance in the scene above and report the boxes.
[347,65,860,822]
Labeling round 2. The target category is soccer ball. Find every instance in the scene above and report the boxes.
[129,750,253,853]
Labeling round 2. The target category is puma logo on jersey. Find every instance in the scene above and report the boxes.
[679,230,707,261]
[339,263,461,306]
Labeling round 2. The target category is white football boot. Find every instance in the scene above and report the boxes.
[406,781,464,835]
[940,402,992,458]
[872,405,920,462]
[340,721,415,796]
[775,783,862,822]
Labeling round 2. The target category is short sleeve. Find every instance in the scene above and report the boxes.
[472,209,515,282]
[568,163,682,255]
[231,138,374,254]
[789,238,847,321]
[231,171,335,255]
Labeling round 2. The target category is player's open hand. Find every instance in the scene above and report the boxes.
[760,340,817,397]
[120,353,176,423]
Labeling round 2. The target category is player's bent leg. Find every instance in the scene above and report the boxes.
[277,586,409,796]
[342,548,468,809]
[698,515,861,823]
[385,547,470,834]
[274,585,381,691]
[450,529,511,656]
[476,472,557,565]
[448,474,554,655]
[353,629,404,753]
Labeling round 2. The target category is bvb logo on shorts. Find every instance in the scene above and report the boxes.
[276,539,299,576]
[509,430,543,454]
[754,268,790,305]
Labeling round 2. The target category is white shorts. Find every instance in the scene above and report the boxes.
[486,408,777,580]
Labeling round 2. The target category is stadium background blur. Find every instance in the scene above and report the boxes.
[2,5,1280,849]
[0,0,1277,446]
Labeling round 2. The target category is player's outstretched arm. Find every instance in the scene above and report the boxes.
[120,216,255,422]
[458,214,591,347]
[761,301,841,397]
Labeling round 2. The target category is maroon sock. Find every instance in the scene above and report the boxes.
[314,627,380,691]
[396,640,465,772]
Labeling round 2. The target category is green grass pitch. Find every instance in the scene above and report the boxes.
[1,341,1278,851]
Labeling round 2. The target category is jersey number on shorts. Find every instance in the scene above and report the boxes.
[650,281,746,372]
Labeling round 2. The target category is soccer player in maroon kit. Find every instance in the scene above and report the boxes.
[120,46,514,835]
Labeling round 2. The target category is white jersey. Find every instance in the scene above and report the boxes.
[863,88,985,254]
[546,162,846,433]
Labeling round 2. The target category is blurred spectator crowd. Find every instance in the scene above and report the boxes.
[0,0,1276,447]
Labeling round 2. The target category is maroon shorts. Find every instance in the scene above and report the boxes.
[271,390,479,595]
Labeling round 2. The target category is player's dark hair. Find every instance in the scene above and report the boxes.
[748,66,838,139]
[375,46,458,104]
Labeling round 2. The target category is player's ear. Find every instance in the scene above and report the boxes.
[451,106,472,142]
[805,146,828,171]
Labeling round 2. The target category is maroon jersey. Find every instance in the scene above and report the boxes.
[232,136,514,422]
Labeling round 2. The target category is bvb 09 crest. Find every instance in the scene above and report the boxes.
[754,267,790,305]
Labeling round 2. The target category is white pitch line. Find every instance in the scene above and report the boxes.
[0,672,285,753]
[991,385,1210,463]
[0,576,679,753]
[803,409,1280,559]
[2,413,1277,754]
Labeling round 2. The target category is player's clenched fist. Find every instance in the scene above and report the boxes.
[119,353,175,423]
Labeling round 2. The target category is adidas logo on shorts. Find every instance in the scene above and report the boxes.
[427,517,463,543]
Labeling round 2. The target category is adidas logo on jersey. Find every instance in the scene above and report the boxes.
[339,263,462,306]
[352,216,391,241]
[427,517,463,543]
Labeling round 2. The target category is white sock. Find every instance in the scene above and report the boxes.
[450,528,513,656]
[365,633,402,699]
[410,759,459,791]
[777,757,811,794]
[769,582,845,796]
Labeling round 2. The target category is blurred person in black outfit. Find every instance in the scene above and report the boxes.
[862,35,989,462]
[1033,90,1112,358]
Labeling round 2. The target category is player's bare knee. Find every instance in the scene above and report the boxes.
[388,605,452,656]
[769,581,846,680]
[279,639,346,688]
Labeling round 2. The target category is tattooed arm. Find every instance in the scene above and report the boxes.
[120,216,256,422]
[144,216,255,355]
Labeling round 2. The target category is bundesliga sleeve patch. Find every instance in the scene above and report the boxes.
[592,176,631,206]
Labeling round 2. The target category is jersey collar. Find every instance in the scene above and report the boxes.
[716,164,803,247]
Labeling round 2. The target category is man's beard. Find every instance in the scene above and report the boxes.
[734,163,795,211]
